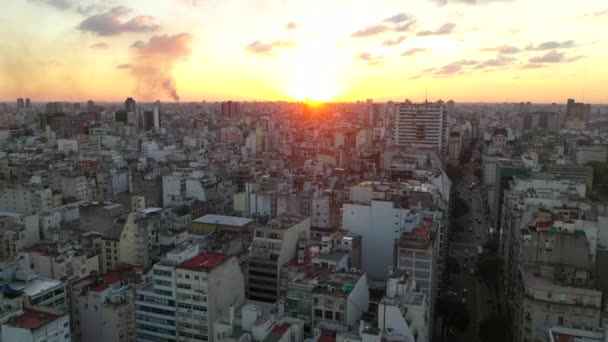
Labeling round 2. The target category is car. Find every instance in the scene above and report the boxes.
[468,218,472,222]
[469,227,473,232]
[463,288,468,293]
[463,263,467,268]
[470,269,475,275]
[476,235,480,239]
[461,297,467,303]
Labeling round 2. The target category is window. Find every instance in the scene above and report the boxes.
[314,309,323,318]
[335,312,341,321]
[325,311,333,320]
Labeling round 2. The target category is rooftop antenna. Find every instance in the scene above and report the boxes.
[425,86,428,103]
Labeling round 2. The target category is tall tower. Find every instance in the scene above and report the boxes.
[394,100,447,155]
[125,97,136,112]
[16,98,24,110]
[25,98,31,109]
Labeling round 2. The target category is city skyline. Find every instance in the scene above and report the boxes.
[2,0,608,103]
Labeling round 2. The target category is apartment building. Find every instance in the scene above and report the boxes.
[1,307,70,342]
[248,216,311,303]
[135,243,245,342]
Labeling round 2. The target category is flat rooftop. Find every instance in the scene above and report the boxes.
[193,214,253,227]
[9,309,62,330]
[9,278,63,296]
[178,252,227,271]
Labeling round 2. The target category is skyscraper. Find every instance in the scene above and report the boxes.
[220,101,240,118]
[125,97,136,112]
[25,98,31,108]
[394,100,448,155]
[16,98,24,110]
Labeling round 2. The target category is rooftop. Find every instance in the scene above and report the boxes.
[9,309,62,330]
[9,277,63,297]
[193,214,253,227]
[178,252,227,272]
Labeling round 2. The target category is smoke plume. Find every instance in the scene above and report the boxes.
[127,33,194,102]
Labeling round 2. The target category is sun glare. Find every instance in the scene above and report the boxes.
[285,47,341,102]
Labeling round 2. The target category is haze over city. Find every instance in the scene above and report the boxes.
[2,0,608,103]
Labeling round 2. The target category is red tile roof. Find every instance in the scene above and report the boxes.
[319,329,336,342]
[272,323,291,335]
[11,309,62,330]
[178,252,227,271]
[552,332,574,342]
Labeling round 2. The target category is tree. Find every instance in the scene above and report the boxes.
[476,256,503,287]
[483,238,499,256]
[446,165,463,181]
[474,168,482,179]
[437,295,470,336]
[451,197,470,218]
[479,314,509,342]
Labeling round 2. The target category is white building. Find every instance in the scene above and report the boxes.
[1,307,70,342]
[394,101,448,156]
[135,243,246,342]
[342,200,422,277]
[0,184,53,215]
[378,271,430,342]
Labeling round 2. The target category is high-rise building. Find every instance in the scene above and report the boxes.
[248,216,310,302]
[143,110,154,131]
[221,101,240,118]
[394,100,448,156]
[563,98,591,130]
[25,98,31,108]
[125,97,136,112]
[16,98,24,109]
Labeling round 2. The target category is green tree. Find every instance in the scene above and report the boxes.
[451,197,470,218]
[437,295,470,336]
[482,238,499,256]
[446,165,463,181]
[474,168,482,179]
[476,256,503,287]
[479,313,509,342]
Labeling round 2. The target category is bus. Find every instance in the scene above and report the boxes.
[477,246,483,255]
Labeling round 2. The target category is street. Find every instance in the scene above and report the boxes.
[439,143,500,342]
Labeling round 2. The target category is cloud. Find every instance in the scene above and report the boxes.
[526,40,575,51]
[245,40,294,55]
[383,13,413,24]
[567,55,586,62]
[581,9,608,18]
[401,48,428,56]
[355,53,384,66]
[286,22,298,30]
[90,42,110,50]
[123,33,194,102]
[382,36,407,47]
[417,23,456,36]
[473,55,516,69]
[521,63,545,69]
[29,0,74,10]
[351,25,388,38]
[394,19,418,32]
[78,6,159,36]
[479,45,520,54]
[528,50,565,63]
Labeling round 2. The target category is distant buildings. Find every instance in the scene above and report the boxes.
[124,97,136,112]
[16,98,24,110]
[563,98,591,130]
[221,101,240,118]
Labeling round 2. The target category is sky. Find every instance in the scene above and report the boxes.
[1,0,607,103]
